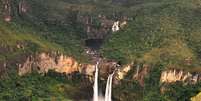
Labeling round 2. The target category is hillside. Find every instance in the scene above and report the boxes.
[0,0,201,101]
[0,1,90,100]
[102,0,201,71]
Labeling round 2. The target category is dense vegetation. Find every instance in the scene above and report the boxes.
[113,64,201,101]
[0,1,93,100]
[100,0,201,100]
[0,70,93,101]
[0,0,90,62]
[102,0,201,71]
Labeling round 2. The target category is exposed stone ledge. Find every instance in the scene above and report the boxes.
[116,64,201,86]
[115,63,150,86]
[18,52,95,76]
[160,69,201,84]
[116,64,132,80]
[18,52,118,78]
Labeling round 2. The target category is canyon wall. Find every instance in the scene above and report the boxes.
[18,52,95,76]
[115,63,150,86]
[116,64,201,86]
[160,69,201,84]
[116,64,132,80]
[16,52,201,85]
[18,52,119,78]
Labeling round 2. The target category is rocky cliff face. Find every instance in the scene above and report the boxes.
[116,64,201,86]
[15,51,201,86]
[78,15,128,39]
[116,64,132,80]
[160,69,201,84]
[132,64,150,86]
[115,63,150,86]
[18,52,119,78]
[18,52,94,76]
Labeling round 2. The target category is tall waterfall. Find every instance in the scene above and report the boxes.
[93,62,99,101]
[93,61,115,101]
[105,72,115,101]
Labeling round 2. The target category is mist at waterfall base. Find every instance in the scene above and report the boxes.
[93,62,115,101]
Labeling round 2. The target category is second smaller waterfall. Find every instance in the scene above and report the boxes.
[104,72,115,101]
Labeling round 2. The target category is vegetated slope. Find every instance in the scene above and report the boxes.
[0,0,201,101]
[0,1,94,100]
[0,71,92,101]
[101,1,201,101]
[102,0,201,71]
[0,0,90,63]
[0,0,135,63]
[0,0,137,100]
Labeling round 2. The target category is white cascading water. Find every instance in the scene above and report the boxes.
[93,61,115,101]
[104,75,110,101]
[105,71,115,101]
[93,62,99,101]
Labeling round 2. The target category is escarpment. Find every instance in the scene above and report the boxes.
[160,69,201,84]
[18,52,93,76]
[17,52,119,78]
[115,63,201,86]
[115,63,150,86]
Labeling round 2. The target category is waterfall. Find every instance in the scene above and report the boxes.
[105,72,115,101]
[104,75,111,101]
[93,61,115,101]
[93,62,99,101]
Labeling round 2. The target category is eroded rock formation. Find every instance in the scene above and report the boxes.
[15,51,201,86]
[115,63,201,86]
[18,52,119,78]
[115,63,150,86]
[132,64,150,86]
[160,69,201,84]
[116,64,132,80]
[99,59,118,78]
[78,15,127,39]
[18,52,92,76]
